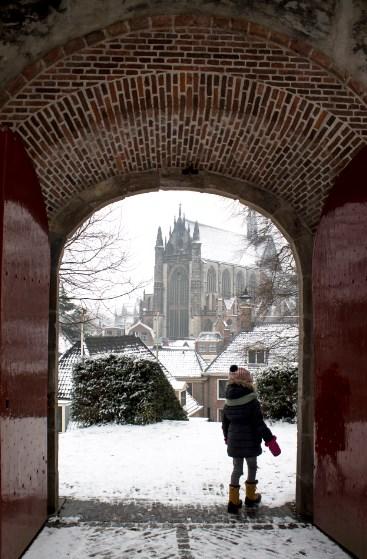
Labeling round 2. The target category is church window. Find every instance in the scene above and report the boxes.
[168,267,189,338]
[203,319,213,331]
[249,272,257,298]
[207,267,216,292]
[222,269,231,298]
[236,271,245,296]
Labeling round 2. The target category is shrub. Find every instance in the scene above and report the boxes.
[71,354,187,426]
[256,364,298,422]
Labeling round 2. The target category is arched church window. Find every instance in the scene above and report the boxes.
[203,319,212,331]
[249,271,257,298]
[168,267,189,338]
[222,269,231,298]
[207,267,216,292]
[236,271,245,296]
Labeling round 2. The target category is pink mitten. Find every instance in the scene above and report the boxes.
[266,436,281,456]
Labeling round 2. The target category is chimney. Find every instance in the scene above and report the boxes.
[239,303,252,332]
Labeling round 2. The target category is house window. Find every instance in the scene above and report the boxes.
[180,390,187,407]
[217,379,227,400]
[186,382,193,395]
[248,349,266,364]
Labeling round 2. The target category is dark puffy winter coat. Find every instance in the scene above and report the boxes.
[222,383,273,458]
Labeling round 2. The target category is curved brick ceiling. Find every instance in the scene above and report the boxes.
[0,16,366,231]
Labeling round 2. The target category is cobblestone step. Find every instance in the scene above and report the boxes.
[53,498,306,528]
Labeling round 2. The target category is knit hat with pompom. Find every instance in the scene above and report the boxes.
[228,365,253,384]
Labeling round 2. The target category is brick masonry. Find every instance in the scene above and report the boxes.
[0,15,366,230]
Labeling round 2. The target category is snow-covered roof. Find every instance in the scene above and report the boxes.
[58,334,72,354]
[196,331,223,341]
[157,348,204,379]
[127,321,155,336]
[167,339,195,350]
[58,335,202,416]
[205,323,299,377]
[186,220,258,268]
[224,298,236,311]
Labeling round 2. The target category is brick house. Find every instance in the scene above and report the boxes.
[204,323,298,422]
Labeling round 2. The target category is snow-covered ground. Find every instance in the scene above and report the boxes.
[59,418,296,506]
[24,419,351,559]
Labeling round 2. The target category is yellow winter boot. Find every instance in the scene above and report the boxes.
[227,484,243,514]
[245,480,261,508]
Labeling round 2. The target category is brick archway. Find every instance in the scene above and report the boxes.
[0,14,366,232]
[0,12,366,525]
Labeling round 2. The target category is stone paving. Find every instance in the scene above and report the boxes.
[55,497,301,527]
[40,498,320,559]
[23,498,353,558]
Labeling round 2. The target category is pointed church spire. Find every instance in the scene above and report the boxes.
[193,221,200,241]
[156,226,163,247]
[179,203,182,219]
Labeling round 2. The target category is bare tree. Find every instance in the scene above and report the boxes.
[58,206,147,342]
[238,206,298,323]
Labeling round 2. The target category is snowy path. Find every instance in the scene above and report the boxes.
[24,419,351,558]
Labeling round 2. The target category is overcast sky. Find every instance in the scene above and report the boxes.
[94,190,247,317]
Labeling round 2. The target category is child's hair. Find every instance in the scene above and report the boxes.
[227,377,254,390]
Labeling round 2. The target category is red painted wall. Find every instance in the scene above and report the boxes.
[313,146,367,559]
[0,130,50,559]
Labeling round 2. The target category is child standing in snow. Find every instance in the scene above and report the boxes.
[222,364,281,513]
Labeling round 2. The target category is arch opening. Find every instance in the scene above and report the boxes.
[54,186,310,519]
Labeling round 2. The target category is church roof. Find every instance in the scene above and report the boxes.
[186,220,258,268]
[204,323,298,377]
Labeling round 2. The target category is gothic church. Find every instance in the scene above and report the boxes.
[141,207,278,340]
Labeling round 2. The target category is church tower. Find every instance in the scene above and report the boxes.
[153,226,164,314]
[190,221,202,336]
[163,205,192,339]
[247,208,258,242]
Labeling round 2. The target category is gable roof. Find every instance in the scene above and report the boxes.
[127,321,155,336]
[204,323,298,377]
[58,335,202,416]
[157,348,204,379]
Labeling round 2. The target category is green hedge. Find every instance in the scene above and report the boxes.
[256,364,298,422]
[71,354,187,426]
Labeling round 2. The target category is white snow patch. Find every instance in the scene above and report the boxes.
[24,524,351,559]
[59,419,296,506]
